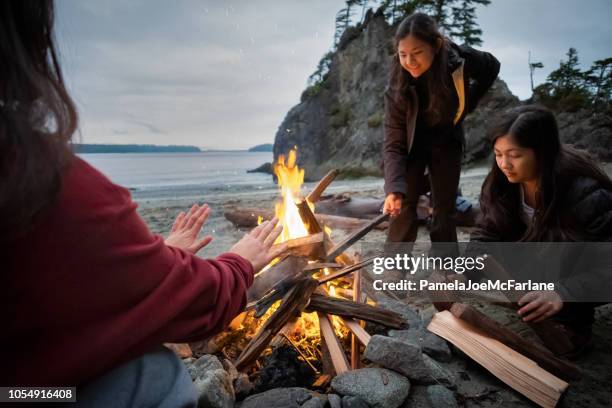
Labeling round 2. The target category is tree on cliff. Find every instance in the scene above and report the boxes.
[378,0,490,45]
[534,48,611,112]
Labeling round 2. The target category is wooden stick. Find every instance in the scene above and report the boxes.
[303,262,343,272]
[306,169,339,203]
[325,213,390,261]
[305,293,406,329]
[236,277,319,370]
[449,303,581,381]
[318,312,350,375]
[280,333,319,374]
[318,256,377,285]
[351,268,362,369]
[482,257,575,356]
[225,208,387,231]
[342,318,371,346]
[296,199,322,234]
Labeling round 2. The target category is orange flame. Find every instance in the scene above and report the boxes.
[274,149,309,242]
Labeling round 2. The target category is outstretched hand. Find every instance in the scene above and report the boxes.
[517,290,563,323]
[165,204,213,254]
[229,217,288,273]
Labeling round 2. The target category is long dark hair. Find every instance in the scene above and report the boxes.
[388,13,452,125]
[0,0,77,242]
[477,105,612,241]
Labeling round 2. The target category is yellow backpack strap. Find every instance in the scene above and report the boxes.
[452,61,466,125]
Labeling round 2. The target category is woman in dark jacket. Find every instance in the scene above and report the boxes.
[383,13,500,247]
[472,105,612,354]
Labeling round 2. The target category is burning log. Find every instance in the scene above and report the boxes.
[247,256,307,305]
[296,199,322,234]
[306,169,339,203]
[270,232,326,258]
[449,303,581,381]
[318,312,350,375]
[236,277,319,370]
[325,213,389,261]
[305,294,406,329]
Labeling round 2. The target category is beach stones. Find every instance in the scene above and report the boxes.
[376,298,422,328]
[331,368,410,408]
[426,385,458,408]
[388,328,452,362]
[364,335,455,387]
[240,387,321,408]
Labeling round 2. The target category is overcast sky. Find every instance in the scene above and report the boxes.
[55,0,611,149]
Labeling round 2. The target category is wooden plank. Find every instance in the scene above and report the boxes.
[318,312,350,375]
[428,310,568,408]
[427,269,461,311]
[449,303,581,381]
[342,318,371,346]
[305,293,406,329]
[270,232,325,258]
[325,213,389,261]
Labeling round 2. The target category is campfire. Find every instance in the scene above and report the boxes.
[230,149,397,382]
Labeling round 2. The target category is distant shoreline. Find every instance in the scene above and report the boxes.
[74,143,273,154]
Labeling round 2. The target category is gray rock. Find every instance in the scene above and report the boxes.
[241,387,317,408]
[376,299,422,329]
[364,335,454,387]
[341,395,370,408]
[331,368,410,408]
[188,354,225,381]
[194,368,235,408]
[328,393,342,408]
[401,385,430,408]
[426,385,458,408]
[388,328,452,362]
[301,397,324,408]
[187,355,235,408]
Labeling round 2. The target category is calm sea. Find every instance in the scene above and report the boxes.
[79,151,277,202]
[78,151,387,205]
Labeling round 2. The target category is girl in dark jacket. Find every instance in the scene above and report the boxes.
[383,13,500,247]
[472,105,612,353]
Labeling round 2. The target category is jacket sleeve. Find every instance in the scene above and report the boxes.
[383,89,409,196]
[461,44,501,113]
[80,183,255,346]
[556,180,612,301]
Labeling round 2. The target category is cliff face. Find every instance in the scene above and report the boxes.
[273,10,609,181]
[273,10,395,181]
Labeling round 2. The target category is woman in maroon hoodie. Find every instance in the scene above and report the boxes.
[0,1,285,405]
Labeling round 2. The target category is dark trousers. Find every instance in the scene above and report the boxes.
[387,140,462,245]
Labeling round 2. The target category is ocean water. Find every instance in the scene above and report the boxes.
[79,151,387,206]
[79,151,278,202]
